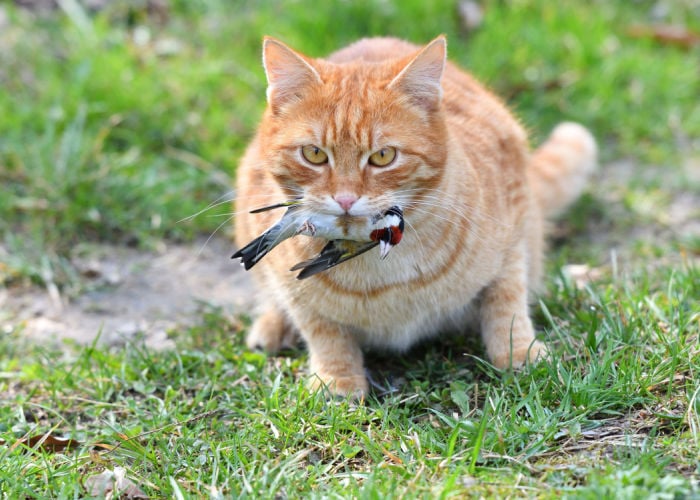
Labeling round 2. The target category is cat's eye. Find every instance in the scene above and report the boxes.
[368,147,397,167]
[301,145,329,165]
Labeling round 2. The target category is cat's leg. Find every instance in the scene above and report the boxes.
[302,318,368,398]
[246,306,300,353]
[479,247,547,369]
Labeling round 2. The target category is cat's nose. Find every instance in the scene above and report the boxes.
[333,193,358,212]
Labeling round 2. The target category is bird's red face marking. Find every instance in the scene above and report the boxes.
[389,226,403,245]
[370,226,403,245]
[370,228,384,242]
[370,206,405,250]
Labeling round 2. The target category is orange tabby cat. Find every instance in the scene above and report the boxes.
[234,35,596,397]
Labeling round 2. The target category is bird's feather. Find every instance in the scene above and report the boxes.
[290,240,379,279]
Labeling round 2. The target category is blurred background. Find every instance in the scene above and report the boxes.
[0,0,698,296]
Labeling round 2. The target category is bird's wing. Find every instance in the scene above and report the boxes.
[232,208,299,269]
[290,240,379,280]
[231,229,280,270]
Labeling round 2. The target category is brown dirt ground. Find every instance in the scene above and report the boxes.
[0,236,254,349]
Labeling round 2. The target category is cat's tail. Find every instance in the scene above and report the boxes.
[528,122,597,217]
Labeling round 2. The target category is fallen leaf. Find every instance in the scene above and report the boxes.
[627,24,700,49]
[84,467,148,499]
[9,433,80,453]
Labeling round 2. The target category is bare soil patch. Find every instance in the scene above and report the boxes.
[1,237,254,348]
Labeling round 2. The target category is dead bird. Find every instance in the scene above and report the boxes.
[232,201,404,278]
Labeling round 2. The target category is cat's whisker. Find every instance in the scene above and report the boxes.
[400,216,427,257]
[416,190,514,229]
[203,212,237,219]
[395,186,519,259]
[201,191,309,258]
[405,199,473,227]
[396,193,512,240]
[187,190,286,222]
[197,214,236,257]
[404,204,489,247]
[389,194,462,224]
[178,191,237,224]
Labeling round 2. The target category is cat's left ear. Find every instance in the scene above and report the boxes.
[389,35,446,112]
[262,37,323,113]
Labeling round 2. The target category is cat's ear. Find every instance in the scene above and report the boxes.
[389,35,446,111]
[262,37,323,112]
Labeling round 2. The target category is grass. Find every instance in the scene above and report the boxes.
[1,0,700,497]
[2,265,698,497]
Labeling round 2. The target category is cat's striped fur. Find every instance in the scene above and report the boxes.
[234,36,596,397]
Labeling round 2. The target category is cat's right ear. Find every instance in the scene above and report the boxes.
[262,37,323,113]
[389,35,446,113]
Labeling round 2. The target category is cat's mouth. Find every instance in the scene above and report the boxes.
[326,206,404,243]
[334,213,372,236]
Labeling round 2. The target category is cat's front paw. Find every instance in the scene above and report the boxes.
[246,308,300,353]
[309,370,369,400]
[491,340,548,370]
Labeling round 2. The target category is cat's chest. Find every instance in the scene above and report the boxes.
[293,228,503,333]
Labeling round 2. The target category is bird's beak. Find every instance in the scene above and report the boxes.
[379,240,393,259]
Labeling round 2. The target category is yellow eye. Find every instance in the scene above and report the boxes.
[301,145,328,165]
[368,147,397,167]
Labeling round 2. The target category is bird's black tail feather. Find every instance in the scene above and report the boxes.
[231,235,274,270]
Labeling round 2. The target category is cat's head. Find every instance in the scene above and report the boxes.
[257,36,448,220]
